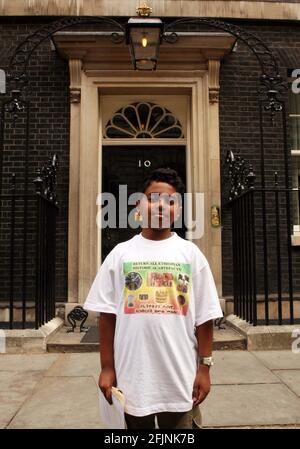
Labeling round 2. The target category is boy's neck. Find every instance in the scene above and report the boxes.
[141,228,173,241]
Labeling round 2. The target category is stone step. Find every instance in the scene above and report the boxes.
[47,326,99,353]
[47,324,246,353]
[213,327,247,350]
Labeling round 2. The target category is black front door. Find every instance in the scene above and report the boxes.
[101,145,186,259]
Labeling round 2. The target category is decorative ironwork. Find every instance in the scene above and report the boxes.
[5,89,25,120]
[7,16,280,79]
[224,150,256,202]
[0,15,287,121]
[104,102,184,139]
[67,305,89,333]
[35,162,58,329]
[7,16,125,78]
[259,74,287,123]
[0,16,287,121]
[164,18,279,77]
[33,154,59,205]
[163,17,286,113]
[228,171,297,325]
[0,15,294,327]
[3,17,126,118]
[214,316,226,330]
[224,149,296,325]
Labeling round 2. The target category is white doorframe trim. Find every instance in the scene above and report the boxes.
[68,70,223,304]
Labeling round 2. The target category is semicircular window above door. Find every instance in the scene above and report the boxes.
[104,102,184,139]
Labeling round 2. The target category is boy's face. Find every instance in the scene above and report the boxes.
[139,181,182,229]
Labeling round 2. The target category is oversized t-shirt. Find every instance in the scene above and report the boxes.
[84,232,223,417]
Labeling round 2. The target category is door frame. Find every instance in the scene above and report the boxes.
[68,69,223,305]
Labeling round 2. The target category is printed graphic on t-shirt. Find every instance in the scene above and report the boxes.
[123,261,191,315]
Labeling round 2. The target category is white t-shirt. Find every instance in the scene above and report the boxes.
[84,232,223,417]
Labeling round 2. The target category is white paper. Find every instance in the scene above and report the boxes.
[98,388,126,429]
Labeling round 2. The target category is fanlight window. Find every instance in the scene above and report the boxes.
[104,102,184,139]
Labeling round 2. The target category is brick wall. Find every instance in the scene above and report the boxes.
[0,17,299,306]
[220,20,300,297]
[0,18,69,303]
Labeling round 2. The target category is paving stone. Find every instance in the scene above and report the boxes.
[201,384,300,427]
[2,351,300,429]
[7,376,104,429]
[0,371,44,428]
[211,351,280,384]
[45,353,100,378]
[0,354,58,371]
[252,351,300,370]
[273,370,300,397]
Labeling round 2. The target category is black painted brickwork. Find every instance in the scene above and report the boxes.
[220,21,300,297]
[0,18,69,302]
[0,17,300,304]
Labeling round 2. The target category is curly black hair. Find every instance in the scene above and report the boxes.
[141,167,185,194]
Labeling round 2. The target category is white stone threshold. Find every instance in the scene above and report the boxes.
[226,314,300,351]
[0,317,64,354]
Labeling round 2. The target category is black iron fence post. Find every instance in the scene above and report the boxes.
[9,173,16,329]
[274,172,283,324]
[225,151,297,325]
[35,190,41,329]
[249,187,257,326]
[33,156,58,329]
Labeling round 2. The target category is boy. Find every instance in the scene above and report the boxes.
[84,168,223,429]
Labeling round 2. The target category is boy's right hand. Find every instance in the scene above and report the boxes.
[99,367,117,405]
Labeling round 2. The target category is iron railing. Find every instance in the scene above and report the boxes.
[0,155,58,329]
[226,152,299,325]
[0,16,296,329]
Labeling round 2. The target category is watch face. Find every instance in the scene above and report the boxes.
[125,272,142,291]
[200,357,214,366]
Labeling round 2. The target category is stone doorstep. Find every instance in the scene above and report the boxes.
[46,324,98,353]
[46,324,246,353]
[47,342,100,353]
[65,299,226,328]
[213,327,246,350]
[0,317,64,354]
[46,300,245,352]
[226,314,300,351]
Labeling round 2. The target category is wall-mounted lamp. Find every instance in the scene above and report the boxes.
[126,3,164,70]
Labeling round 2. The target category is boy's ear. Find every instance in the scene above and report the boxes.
[136,200,140,206]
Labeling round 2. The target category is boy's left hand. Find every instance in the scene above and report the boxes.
[192,365,211,406]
